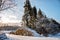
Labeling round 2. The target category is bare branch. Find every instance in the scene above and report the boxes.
[0,0,16,11]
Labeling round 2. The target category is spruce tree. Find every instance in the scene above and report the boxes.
[38,9,43,18]
[23,0,32,26]
[0,0,2,7]
[32,6,37,18]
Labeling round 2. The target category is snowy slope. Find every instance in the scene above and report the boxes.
[5,34,60,40]
[0,28,60,40]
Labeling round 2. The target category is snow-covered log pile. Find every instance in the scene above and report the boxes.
[10,27,41,37]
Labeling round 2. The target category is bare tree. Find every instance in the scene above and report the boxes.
[0,0,16,22]
[0,0,16,11]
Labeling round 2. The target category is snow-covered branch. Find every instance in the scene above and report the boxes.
[0,0,16,11]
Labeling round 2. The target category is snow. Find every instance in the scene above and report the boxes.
[5,34,60,40]
[0,28,60,40]
[0,30,15,34]
[0,31,60,40]
[48,33,60,38]
[0,33,7,40]
[24,27,41,37]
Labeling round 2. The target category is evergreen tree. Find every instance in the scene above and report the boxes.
[0,0,2,7]
[23,0,32,26]
[32,6,37,18]
[38,9,44,18]
[24,0,31,13]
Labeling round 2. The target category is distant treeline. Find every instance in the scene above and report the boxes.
[0,26,20,30]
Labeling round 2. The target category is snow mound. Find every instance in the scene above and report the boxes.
[24,27,41,37]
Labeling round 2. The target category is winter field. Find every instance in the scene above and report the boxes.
[5,34,60,40]
[0,30,60,40]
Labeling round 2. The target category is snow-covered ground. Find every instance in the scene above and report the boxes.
[0,27,60,40]
[4,34,60,40]
[48,33,60,38]
[0,30,15,34]
[0,30,60,40]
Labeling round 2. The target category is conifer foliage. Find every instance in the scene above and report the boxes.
[22,0,60,36]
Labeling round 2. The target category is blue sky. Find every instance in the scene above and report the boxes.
[0,0,60,23]
[16,0,60,22]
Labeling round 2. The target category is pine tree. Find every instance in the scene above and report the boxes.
[38,9,44,18]
[32,6,37,18]
[0,0,2,7]
[23,0,32,26]
[24,0,31,13]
